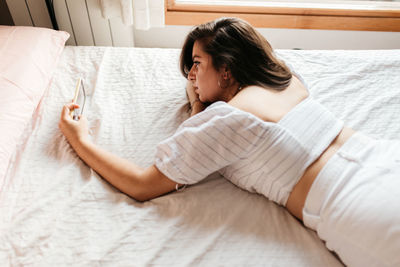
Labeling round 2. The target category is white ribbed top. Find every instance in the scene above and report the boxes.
[155,97,343,206]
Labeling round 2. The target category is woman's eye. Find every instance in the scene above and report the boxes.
[193,61,200,66]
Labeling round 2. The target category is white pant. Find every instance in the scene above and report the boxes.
[303,132,400,267]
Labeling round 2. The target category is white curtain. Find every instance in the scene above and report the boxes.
[99,0,165,30]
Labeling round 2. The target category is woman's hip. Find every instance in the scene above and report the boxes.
[303,132,400,266]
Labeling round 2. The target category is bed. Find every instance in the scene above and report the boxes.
[1,26,399,266]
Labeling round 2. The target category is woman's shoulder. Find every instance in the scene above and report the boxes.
[182,100,253,128]
[228,77,309,123]
[177,101,268,137]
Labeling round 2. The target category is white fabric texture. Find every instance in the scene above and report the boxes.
[303,132,400,267]
[99,0,164,29]
[0,47,399,266]
[155,97,343,206]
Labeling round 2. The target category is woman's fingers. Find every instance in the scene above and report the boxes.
[69,103,80,109]
[62,103,80,120]
[61,105,70,120]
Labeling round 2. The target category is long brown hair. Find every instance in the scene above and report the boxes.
[180,17,292,90]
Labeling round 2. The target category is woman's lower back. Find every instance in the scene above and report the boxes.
[286,126,356,220]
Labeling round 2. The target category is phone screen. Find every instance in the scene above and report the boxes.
[73,79,86,121]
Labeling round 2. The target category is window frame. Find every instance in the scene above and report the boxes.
[165,0,400,32]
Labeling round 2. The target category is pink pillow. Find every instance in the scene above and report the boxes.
[0,26,69,180]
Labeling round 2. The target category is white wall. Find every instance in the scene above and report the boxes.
[5,0,400,50]
[134,25,400,50]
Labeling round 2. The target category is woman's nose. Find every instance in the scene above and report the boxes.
[188,65,196,81]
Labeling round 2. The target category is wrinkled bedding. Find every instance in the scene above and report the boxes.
[1,46,399,266]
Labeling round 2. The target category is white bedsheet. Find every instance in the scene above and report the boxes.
[1,46,399,266]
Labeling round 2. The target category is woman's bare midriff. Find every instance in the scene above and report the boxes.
[285,126,356,221]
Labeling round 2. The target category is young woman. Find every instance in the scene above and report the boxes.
[59,17,400,267]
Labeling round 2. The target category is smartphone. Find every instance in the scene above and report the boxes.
[71,78,86,121]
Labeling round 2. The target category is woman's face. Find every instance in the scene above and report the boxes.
[188,40,223,103]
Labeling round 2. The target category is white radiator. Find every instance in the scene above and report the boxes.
[5,0,135,47]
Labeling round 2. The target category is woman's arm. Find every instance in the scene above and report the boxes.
[59,104,180,202]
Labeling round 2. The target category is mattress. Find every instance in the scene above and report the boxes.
[1,46,399,266]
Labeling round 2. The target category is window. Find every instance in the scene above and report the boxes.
[165,0,400,31]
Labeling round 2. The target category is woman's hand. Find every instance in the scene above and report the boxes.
[186,80,199,106]
[186,81,205,116]
[59,103,90,148]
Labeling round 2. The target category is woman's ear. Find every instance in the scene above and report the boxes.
[220,64,230,80]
